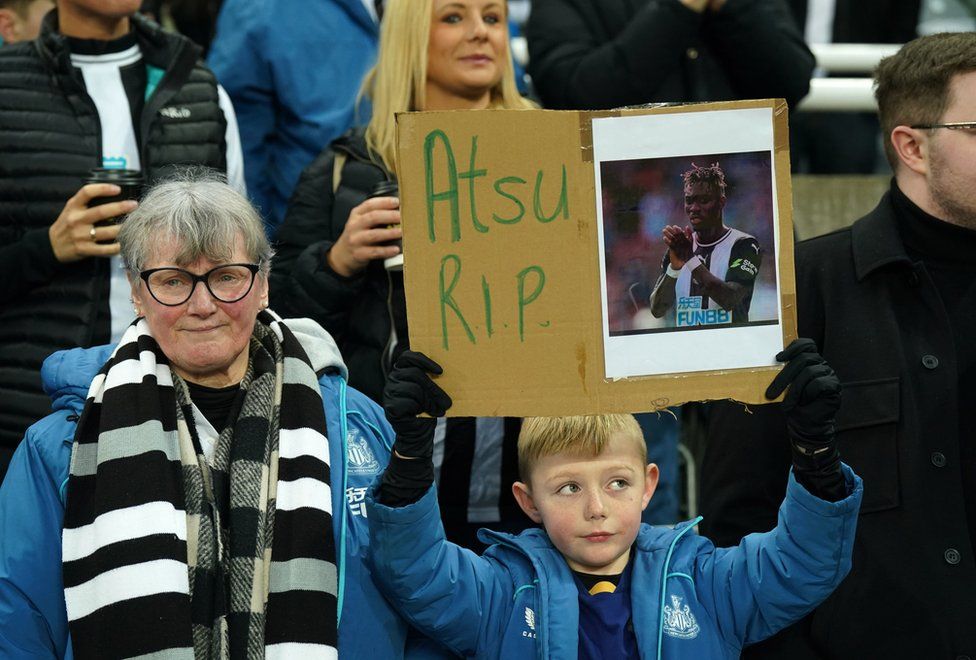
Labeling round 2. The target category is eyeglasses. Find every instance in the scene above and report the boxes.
[140,263,261,306]
[910,121,976,132]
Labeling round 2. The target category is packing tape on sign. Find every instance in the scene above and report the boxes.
[577,109,620,163]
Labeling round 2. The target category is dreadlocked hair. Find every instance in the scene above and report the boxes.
[682,162,727,196]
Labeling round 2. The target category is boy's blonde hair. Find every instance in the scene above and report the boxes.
[518,414,646,481]
[360,0,534,176]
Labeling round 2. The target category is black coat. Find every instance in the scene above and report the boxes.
[0,11,227,454]
[699,192,976,657]
[785,0,920,44]
[526,0,815,110]
[270,131,395,403]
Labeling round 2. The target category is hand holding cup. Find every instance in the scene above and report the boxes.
[327,193,402,277]
[48,184,138,263]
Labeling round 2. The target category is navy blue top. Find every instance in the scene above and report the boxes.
[575,560,639,660]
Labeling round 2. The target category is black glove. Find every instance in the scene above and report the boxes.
[378,351,452,507]
[766,338,847,502]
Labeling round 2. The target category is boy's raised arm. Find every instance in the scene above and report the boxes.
[695,339,863,648]
[366,351,512,656]
[375,351,451,507]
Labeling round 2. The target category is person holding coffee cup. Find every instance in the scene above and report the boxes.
[47,181,138,261]
[273,0,532,401]
[0,0,244,478]
[272,0,536,551]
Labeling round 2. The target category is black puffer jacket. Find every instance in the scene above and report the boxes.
[0,11,227,453]
[271,131,395,402]
[526,0,814,110]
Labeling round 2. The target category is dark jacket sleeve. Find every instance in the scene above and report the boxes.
[527,0,702,109]
[699,401,791,546]
[0,226,64,305]
[702,0,814,108]
[270,149,367,343]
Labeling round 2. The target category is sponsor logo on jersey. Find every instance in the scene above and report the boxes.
[730,257,758,277]
[663,594,700,640]
[676,296,731,327]
[347,428,380,475]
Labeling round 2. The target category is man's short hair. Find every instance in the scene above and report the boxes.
[682,162,727,196]
[518,414,646,481]
[875,32,976,169]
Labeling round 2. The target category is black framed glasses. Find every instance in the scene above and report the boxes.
[140,263,261,306]
[910,121,976,132]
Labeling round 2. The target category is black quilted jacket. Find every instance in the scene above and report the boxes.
[0,11,227,454]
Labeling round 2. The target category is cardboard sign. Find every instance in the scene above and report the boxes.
[395,99,796,417]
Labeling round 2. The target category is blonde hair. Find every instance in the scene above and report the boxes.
[361,0,534,175]
[518,414,646,481]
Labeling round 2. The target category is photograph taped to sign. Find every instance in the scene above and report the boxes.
[594,108,783,379]
[602,152,776,334]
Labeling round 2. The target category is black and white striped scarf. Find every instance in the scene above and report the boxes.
[63,311,338,659]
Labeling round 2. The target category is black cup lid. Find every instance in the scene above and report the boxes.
[86,168,145,185]
[370,180,399,197]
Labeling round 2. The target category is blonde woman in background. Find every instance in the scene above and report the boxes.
[272,0,534,552]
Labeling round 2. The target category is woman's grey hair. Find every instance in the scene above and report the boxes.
[119,171,274,277]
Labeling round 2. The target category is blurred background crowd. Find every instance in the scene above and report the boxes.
[2,0,976,656]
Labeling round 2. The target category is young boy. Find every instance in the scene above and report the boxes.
[366,340,863,658]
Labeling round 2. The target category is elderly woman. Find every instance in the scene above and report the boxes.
[271,0,533,552]
[0,177,448,658]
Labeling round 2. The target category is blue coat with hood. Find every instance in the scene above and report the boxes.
[0,319,451,659]
[366,468,862,659]
[207,0,378,234]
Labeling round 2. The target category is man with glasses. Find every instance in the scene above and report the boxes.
[698,32,976,658]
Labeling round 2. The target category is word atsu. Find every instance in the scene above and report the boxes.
[424,130,569,243]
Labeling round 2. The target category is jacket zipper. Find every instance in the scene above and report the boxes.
[139,39,197,171]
